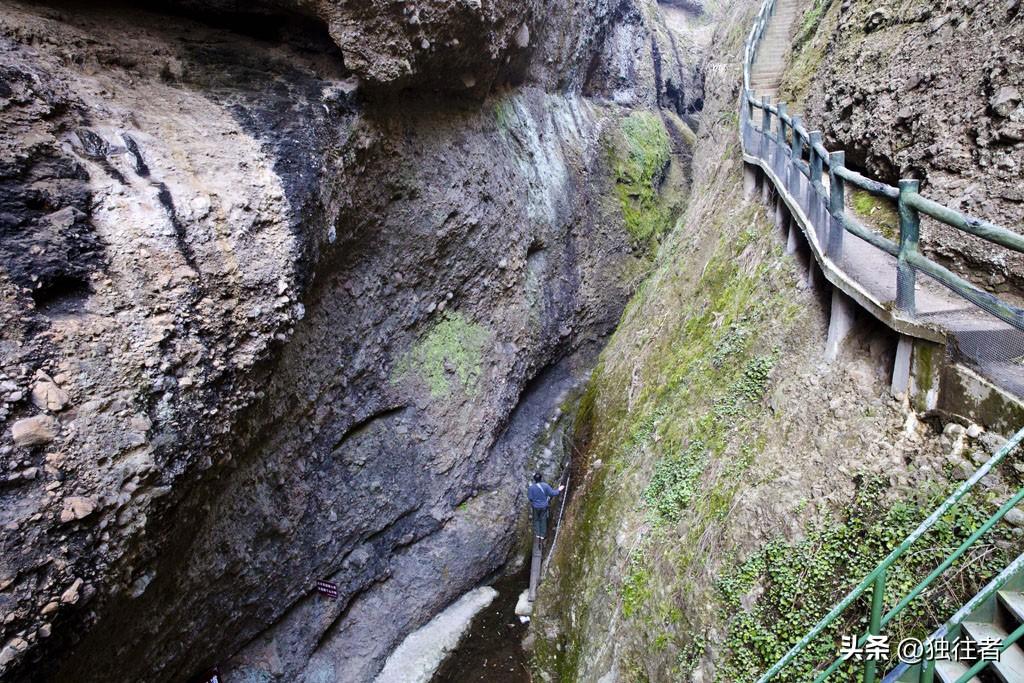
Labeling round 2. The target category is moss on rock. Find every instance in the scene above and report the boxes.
[393,312,490,398]
[609,111,675,247]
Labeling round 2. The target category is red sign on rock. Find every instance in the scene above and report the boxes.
[316,580,338,599]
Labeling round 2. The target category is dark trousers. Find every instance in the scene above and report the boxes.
[532,506,549,538]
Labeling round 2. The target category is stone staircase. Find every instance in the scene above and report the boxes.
[748,0,803,99]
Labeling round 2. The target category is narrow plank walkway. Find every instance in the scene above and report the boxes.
[748,0,1024,396]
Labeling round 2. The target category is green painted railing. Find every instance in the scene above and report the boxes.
[754,426,1024,682]
[740,0,1024,333]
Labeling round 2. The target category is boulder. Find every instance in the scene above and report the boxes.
[60,497,97,524]
[990,86,1021,118]
[11,415,59,447]
[31,381,69,412]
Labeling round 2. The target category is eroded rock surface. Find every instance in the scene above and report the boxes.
[0,0,710,680]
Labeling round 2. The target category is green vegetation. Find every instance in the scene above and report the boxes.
[792,0,831,52]
[851,188,899,241]
[609,111,674,246]
[644,439,708,523]
[715,476,1014,682]
[676,636,708,678]
[392,312,490,397]
[779,0,839,106]
[535,181,803,679]
[623,550,654,618]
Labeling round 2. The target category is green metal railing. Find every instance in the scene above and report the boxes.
[754,426,1024,682]
[740,0,1024,333]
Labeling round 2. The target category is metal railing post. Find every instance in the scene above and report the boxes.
[828,151,845,260]
[863,571,886,683]
[897,179,921,314]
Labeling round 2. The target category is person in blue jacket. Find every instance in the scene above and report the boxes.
[528,471,564,540]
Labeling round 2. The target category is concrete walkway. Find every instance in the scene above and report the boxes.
[748,0,1024,398]
[749,0,803,100]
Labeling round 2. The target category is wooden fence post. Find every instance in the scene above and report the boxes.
[828,151,845,260]
[809,131,824,241]
[896,180,921,314]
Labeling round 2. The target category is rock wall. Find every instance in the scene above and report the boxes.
[0,0,712,680]
[780,0,1024,295]
[530,1,1023,680]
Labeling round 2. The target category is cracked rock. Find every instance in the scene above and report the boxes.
[31,381,69,412]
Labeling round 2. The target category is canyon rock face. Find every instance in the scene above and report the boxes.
[0,0,708,680]
[171,0,539,94]
[784,0,1024,294]
[530,1,1024,680]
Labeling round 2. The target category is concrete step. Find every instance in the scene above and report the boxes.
[935,659,981,683]
[961,620,1024,683]
[999,590,1024,622]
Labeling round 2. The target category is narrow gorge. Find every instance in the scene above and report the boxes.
[1,0,1023,682]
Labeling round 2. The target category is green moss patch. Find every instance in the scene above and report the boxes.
[609,111,675,246]
[393,312,490,398]
[851,188,899,241]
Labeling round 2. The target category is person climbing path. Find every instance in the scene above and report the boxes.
[527,472,563,541]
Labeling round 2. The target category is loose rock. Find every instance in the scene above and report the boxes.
[60,497,97,524]
[11,415,60,447]
[31,381,69,412]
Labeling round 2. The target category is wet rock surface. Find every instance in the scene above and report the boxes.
[0,0,709,680]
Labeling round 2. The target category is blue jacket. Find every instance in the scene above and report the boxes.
[528,482,560,509]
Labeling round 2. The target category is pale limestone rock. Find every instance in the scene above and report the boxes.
[60,497,97,524]
[1005,508,1024,527]
[11,415,59,447]
[60,578,83,604]
[31,381,69,412]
